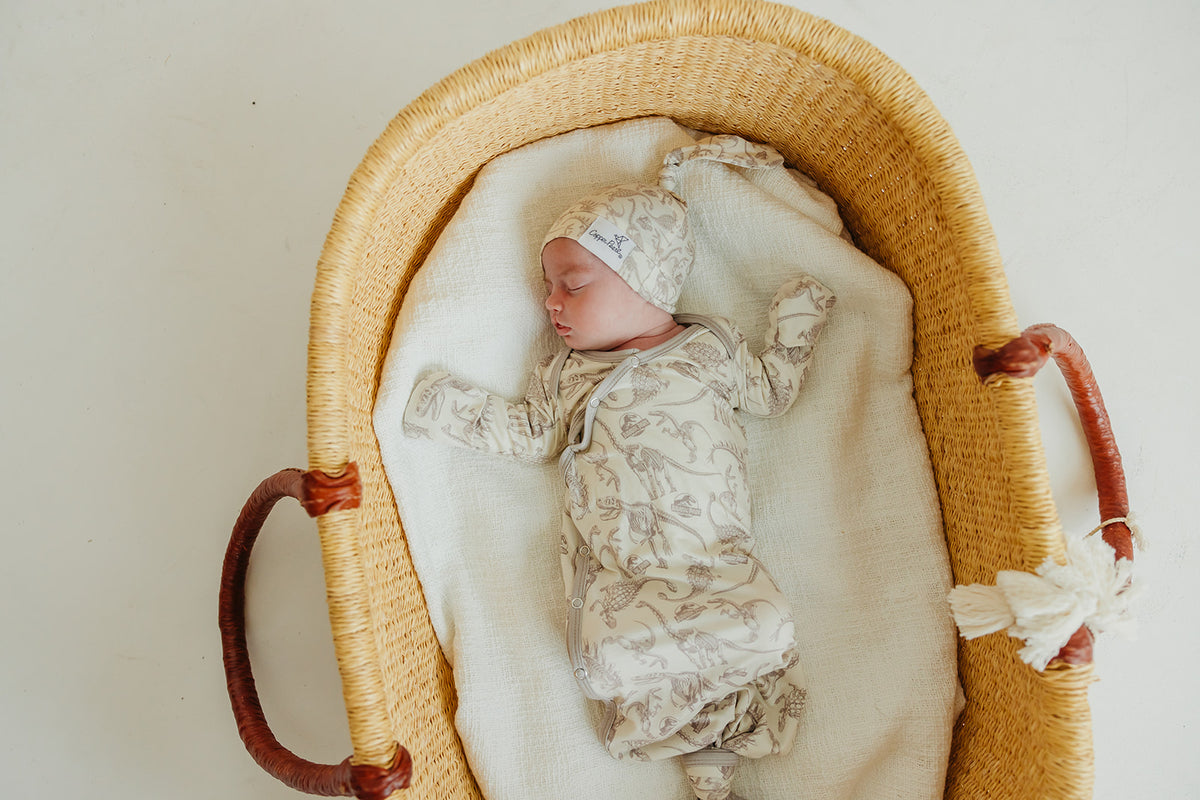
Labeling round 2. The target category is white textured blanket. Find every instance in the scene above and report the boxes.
[374,117,960,800]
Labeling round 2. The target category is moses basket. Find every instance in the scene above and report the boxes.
[218,1,1134,798]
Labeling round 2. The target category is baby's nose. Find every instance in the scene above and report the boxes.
[545,290,560,311]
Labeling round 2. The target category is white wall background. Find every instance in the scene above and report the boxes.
[2,1,1195,797]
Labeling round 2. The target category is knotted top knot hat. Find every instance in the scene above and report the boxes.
[541,134,786,314]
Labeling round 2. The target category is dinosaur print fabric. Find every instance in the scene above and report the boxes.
[403,275,834,766]
[539,134,790,316]
[540,182,693,314]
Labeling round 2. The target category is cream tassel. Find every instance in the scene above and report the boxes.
[948,531,1139,671]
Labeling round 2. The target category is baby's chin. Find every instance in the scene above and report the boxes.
[549,317,637,351]
[558,328,614,352]
[560,331,594,349]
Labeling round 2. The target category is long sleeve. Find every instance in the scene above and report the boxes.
[402,353,566,462]
[736,274,836,418]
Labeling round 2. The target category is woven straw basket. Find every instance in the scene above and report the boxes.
[219,1,1134,798]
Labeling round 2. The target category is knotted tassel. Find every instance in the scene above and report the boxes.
[680,749,742,800]
[948,533,1139,671]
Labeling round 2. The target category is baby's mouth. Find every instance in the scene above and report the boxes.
[553,318,571,335]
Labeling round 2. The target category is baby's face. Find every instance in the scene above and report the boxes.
[542,238,665,352]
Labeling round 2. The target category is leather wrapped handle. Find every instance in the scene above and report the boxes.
[219,465,412,798]
[974,324,1132,666]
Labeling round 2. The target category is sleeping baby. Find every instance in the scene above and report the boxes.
[402,135,835,800]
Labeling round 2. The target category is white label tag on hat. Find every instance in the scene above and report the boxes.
[577,216,635,271]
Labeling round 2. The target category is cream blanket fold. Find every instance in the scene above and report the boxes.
[374,117,960,800]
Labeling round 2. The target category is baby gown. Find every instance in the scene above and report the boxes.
[403,274,834,783]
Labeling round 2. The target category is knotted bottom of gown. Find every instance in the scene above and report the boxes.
[681,749,742,800]
[604,662,807,799]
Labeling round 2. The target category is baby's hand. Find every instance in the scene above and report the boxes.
[768,276,836,348]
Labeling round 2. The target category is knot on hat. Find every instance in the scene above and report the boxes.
[541,134,787,314]
[659,133,785,195]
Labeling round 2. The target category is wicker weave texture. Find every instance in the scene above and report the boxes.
[306,1,1090,797]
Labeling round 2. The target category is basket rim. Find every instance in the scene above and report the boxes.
[309,0,1019,473]
[302,0,1079,787]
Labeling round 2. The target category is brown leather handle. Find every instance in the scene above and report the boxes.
[974,324,1133,666]
[219,466,412,798]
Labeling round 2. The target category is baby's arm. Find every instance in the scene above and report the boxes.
[402,353,565,462]
[737,275,836,417]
